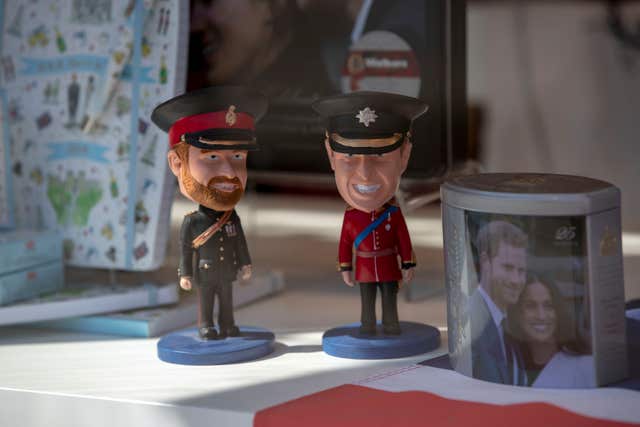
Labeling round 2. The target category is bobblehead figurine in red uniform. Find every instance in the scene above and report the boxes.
[313,92,428,335]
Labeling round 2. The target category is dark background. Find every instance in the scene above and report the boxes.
[187,0,467,183]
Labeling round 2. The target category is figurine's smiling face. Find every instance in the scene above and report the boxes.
[168,143,248,211]
[325,138,411,212]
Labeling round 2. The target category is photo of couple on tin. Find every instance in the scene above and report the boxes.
[467,216,595,388]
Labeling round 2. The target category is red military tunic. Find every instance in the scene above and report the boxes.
[338,202,416,283]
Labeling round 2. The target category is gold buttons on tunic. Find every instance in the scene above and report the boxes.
[220,256,224,261]
[220,247,224,252]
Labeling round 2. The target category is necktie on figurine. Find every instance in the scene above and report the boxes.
[151,86,275,365]
[313,91,440,359]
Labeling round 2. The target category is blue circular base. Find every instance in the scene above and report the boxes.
[157,326,275,365]
[322,321,440,359]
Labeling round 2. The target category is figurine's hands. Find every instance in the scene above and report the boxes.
[400,268,415,288]
[239,264,252,282]
[341,271,355,287]
[179,276,192,291]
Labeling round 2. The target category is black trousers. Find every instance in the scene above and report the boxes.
[196,281,234,329]
[359,281,399,328]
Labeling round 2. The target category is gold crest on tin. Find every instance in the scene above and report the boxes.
[599,226,618,256]
[225,105,237,127]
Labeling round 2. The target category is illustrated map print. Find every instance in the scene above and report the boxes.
[47,171,103,226]
[1,0,187,269]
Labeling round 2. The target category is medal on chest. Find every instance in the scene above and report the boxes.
[224,223,237,237]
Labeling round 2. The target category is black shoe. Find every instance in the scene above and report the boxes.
[226,325,240,337]
[383,323,402,335]
[219,325,240,339]
[198,326,219,340]
[359,324,376,335]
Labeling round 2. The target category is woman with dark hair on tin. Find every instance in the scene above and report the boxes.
[508,273,595,388]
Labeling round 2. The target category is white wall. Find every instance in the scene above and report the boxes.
[467,2,640,299]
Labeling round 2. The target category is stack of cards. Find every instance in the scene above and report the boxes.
[0,229,64,305]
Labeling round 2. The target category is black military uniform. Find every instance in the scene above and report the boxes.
[151,86,267,340]
[179,206,251,338]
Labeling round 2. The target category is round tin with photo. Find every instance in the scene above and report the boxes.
[440,173,628,388]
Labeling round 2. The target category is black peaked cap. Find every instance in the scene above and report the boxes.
[312,91,428,138]
[312,91,428,154]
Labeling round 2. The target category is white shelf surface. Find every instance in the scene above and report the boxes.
[0,287,448,427]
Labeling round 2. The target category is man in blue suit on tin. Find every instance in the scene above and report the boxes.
[469,220,528,385]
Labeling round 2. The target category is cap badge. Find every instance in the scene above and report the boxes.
[355,107,378,127]
[225,105,237,127]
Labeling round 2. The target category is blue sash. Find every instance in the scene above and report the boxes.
[353,205,399,250]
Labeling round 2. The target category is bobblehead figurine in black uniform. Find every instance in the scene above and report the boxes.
[313,91,440,359]
[151,86,267,341]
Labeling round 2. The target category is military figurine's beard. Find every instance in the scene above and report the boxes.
[180,166,244,211]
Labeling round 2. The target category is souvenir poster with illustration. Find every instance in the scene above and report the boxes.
[0,0,188,270]
[0,84,13,229]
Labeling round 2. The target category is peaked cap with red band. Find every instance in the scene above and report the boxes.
[151,86,268,150]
